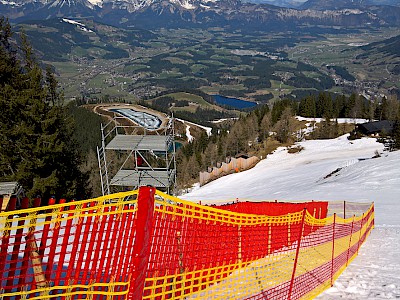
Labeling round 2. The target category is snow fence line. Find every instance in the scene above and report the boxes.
[199,156,260,186]
[0,187,374,299]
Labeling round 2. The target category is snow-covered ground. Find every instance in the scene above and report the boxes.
[295,117,369,124]
[176,118,213,140]
[62,18,94,33]
[182,134,400,299]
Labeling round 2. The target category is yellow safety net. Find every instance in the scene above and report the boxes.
[0,187,374,299]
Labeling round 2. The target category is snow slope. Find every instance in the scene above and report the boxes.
[182,134,400,299]
[176,118,213,140]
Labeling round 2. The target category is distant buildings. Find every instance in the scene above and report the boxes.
[356,120,395,136]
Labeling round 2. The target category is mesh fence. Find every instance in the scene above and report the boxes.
[0,187,374,299]
[0,191,139,299]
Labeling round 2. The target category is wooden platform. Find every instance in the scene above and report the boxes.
[110,169,175,188]
[105,135,172,151]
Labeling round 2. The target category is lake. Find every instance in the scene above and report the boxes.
[213,95,257,109]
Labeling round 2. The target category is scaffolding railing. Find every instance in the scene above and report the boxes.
[97,108,176,195]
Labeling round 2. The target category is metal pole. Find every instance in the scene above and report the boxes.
[331,213,336,286]
[288,208,306,300]
[357,213,365,255]
[343,201,346,219]
[346,215,356,267]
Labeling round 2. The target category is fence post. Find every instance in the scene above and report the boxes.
[267,225,272,254]
[287,208,306,300]
[130,186,156,300]
[38,196,52,257]
[46,198,66,283]
[331,213,336,287]
[66,202,88,284]
[311,208,316,231]
[25,197,47,292]
[6,197,29,293]
[17,198,35,298]
[371,203,375,229]
[343,201,346,219]
[54,199,72,287]
[287,214,291,246]
[0,196,17,297]
[238,225,242,267]
[346,215,355,267]
[356,213,365,255]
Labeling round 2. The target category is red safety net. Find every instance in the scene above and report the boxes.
[0,188,374,300]
[141,198,329,298]
[0,193,139,299]
[244,206,374,300]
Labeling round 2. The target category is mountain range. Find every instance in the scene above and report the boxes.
[1,0,400,29]
[300,0,400,10]
[238,0,306,8]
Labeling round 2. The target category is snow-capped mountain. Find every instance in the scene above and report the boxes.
[50,0,95,9]
[300,0,400,10]
[42,0,96,17]
[1,0,400,28]
[0,0,96,20]
[244,0,306,8]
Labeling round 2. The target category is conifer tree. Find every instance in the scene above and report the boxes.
[316,92,333,119]
[298,95,316,118]
[0,18,90,201]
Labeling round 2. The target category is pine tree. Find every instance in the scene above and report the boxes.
[298,95,316,117]
[316,92,333,119]
[0,18,90,201]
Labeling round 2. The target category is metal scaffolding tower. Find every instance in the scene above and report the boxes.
[96,108,176,195]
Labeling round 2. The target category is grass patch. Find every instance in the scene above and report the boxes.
[287,145,304,154]
[199,86,222,94]
[270,80,294,90]
[259,138,283,158]
[303,71,322,79]
[163,57,193,65]
[157,71,182,79]
[190,64,208,73]
[123,64,149,72]
[153,92,216,109]
[170,105,198,113]
[199,60,225,66]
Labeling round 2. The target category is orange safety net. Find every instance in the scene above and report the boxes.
[0,187,374,299]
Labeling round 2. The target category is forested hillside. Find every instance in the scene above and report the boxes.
[360,34,400,58]
[16,19,156,62]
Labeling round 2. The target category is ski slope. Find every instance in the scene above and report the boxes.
[182,134,400,299]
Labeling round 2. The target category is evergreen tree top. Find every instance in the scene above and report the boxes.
[0,18,90,202]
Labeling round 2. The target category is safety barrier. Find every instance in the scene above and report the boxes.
[199,156,260,186]
[0,188,374,299]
